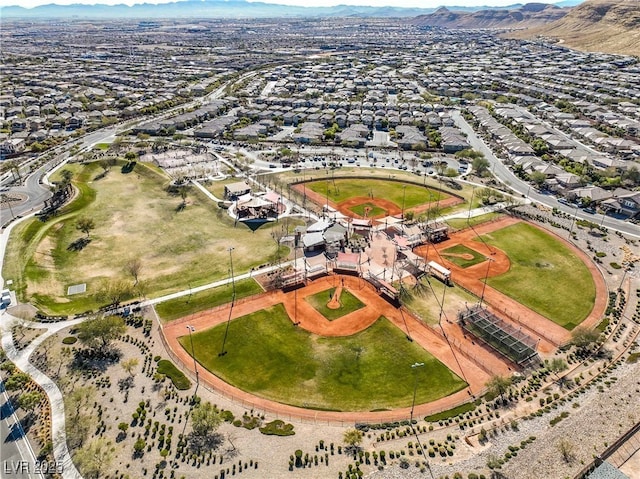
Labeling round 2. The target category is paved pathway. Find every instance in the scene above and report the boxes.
[0,314,84,479]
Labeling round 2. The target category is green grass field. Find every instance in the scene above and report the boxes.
[305,287,365,321]
[2,161,291,315]
[348,202,387,218]
[480,223,595,329]
[155,278,264,322]
[403,278,478,326]
[304,179,449,210]
[180,304,466,411]
[441,244,486,269]
[446,212,502,230]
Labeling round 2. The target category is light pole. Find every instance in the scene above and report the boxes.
[479,257,493,308]
[401,185,407,220]
[186,325,199,393]
[229,246,236,305]
[219,247,235,356]
[410,362,424,423]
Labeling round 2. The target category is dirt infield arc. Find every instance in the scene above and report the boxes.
[162,274,511,423]
[291,179,463,220]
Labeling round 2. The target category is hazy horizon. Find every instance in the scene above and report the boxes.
[0,0,564,10]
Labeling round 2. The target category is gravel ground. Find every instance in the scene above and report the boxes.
[368,357,640,479]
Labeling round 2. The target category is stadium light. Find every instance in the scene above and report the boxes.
[219,247,235,356]
[479,257,493,307]
[410,362,425,423]
[186,325,199,390]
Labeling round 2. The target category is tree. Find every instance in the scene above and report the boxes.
[76,217,95,238]
[125,258,143,286]
[18,391,42,424]
[121,358,139,377]
[343,429,363,456]
[54,347,72,378]
[75,438,114,479]
[67,413,93,450]
[60,169,74,185]
[547,357,568,379]
[487,374,512,405]
[191,401,223,438]
[529,171,547,189]
[96,279,132,308]
[571,327,601,353]
[557,438,575,463]
[68,386,96,420]
[472,156,490,176]
[77,315,126,351]
[133,438,146,458]
[4,372,30,391]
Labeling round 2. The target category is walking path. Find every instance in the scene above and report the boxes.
[0,314,84,479]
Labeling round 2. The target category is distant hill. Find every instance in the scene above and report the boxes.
[509,0,640,55]
[411,3,569,29]
[0,0,581,20]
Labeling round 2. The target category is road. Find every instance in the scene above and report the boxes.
[450,110,640,239]
[0,380,44,479]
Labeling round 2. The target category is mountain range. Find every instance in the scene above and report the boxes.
[509,0,640,56]
[412,2,569,28]
[1,0,584,19]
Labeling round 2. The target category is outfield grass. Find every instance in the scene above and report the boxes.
[155,278,264,322]
[305,287,365,321]
[304,179,449,210]
[480,222,595,329]
[349,203,387,218]
[180,304,466,411]
[2,161,290,315]
[403,278,478,326]
[441,244,486,269]
[446,212,502,230]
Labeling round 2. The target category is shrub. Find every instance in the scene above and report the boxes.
[62,336,77,344]
[156,360,191,390]
[259,420,295,436]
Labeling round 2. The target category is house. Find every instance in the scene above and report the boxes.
[601,189,640,218]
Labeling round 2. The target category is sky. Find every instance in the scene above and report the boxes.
[2,0,561,9]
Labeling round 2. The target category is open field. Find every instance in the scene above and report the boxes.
[179,304,466,411]
[2,161,286,315]
[480,222,596,329]
[441,244,486,268]
[304,178,446,210]
[155,278,264,322]
[305,287,365,321]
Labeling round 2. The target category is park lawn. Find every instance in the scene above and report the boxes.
[180,304,466,411]
[446,212,502,230]
[304,178,449,210]
[404,278,478,326]
[348,202,387,218]
[305,287,365,321]
[479,222,595,329]
[2,161,290,315]
[154,278,264,322]
[441,244,486,269]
